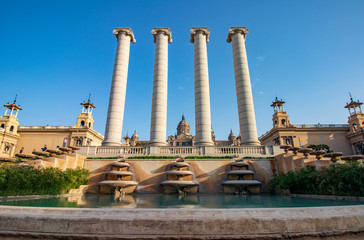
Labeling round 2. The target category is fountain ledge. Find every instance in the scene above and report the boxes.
[0,205,363,239]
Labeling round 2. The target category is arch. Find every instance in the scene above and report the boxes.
[9,126,14,132]
[0,124,4,129]
[80,121,85,127]
[281,119,286,127]
[352,124,358,132]
[88,122,91,128]
[274,121,278,127]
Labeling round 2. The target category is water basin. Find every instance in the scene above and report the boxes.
[0,194,362,209]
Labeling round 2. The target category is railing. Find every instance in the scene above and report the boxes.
[19,126,73,129]
[259,124,350,140]
[214,146,266,155]
[81,145,280,158]
[159,146,202,155]
[295,124,349,128]
[95,146,147,156]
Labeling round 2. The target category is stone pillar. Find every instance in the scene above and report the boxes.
[149,28,172,146]
[227,27,260,145]
[103,28,136,146]
[190,27,214,146]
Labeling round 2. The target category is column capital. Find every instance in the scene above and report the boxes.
[152,28,172,43]
[226,27,249,43]
[113,28,136,43]
[190,27,210,43]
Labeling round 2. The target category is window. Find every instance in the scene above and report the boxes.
[281,119,286,127]
[9,126,14,132]
[63,138,68,147]
[88,122,91,128]
[80,121,85,127]
[353,124,358,132]
[0,124,4,129]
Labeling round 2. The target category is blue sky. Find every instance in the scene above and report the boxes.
[0,0,363,141]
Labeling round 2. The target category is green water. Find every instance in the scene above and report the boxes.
[0,194,363,208]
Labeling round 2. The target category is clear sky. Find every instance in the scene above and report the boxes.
[0,0,363,141]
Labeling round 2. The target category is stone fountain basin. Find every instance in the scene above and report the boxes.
[169,162,190,168]
[15,153,35,158]
[112,162,130,167]
[46,149,63,154]
[0,157,14,162]
[160,180,198,186]
[323,152,343,158]
[107,171,133,176]
[231,162,249,167]
[99,180,138,187]
[222,180,262,185]
[228,170,254,175]
[32,151,50,156]
[341,155,364,161]
[165,170,193,176]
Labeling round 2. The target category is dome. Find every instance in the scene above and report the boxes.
[228,129,236,141]
[131,130,139,140]
[177,114,191,136]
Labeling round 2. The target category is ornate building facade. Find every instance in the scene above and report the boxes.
[0,98,104,157]
[259,97,364,155]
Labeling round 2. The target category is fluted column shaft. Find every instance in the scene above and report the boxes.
[191,28,214,146]
[149,28,172,146]
[227,27,259,145]
[103,28,136,146]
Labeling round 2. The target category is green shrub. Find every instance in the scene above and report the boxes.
[0,165,89,197]
[184,156,233,159]
[127,156,175,159]
[269,163,364,196]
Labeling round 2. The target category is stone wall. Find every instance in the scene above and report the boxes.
[84,158,274,193]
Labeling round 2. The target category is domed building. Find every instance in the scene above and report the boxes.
[168,115,194,146]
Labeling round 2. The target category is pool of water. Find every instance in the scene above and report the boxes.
[0,194,363,208]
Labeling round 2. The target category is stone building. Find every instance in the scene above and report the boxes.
[0,98,104,157]
[259,96,364,155]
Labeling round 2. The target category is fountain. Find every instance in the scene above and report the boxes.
[160,159,199,194]
[222,160,262,194]
[98,159,138,194]
[323,152,343,163]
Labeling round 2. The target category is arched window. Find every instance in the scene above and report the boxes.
[9,126,14,132]
[274,121,278,127]
[80,121,85,127]
[88,122,91,128]
[281,119,286,127]
[0,124,4,129]
[353,124,358,132]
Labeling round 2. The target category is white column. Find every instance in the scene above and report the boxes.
[149,28,172,146]
[190,27,214,146]
[102,28,136,146]
[227,27,260,145]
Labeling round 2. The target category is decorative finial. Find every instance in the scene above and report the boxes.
[182,114,185,120]
[349,92,353,101]
[13,94,17,104]
[88,94,91,102]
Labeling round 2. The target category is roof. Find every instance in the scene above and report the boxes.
[4,103,22,111]
[270,97,285,107]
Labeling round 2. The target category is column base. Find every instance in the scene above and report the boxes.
[194,141,214,146]
[102,141,122,147]
[240,141,261,146]
[148,142,168,147]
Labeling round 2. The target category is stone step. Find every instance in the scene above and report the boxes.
[166,170,193,176]
[107,170,133,176]
[228,170,254,175]
[99,180,138,187]
[222,180,262,186]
